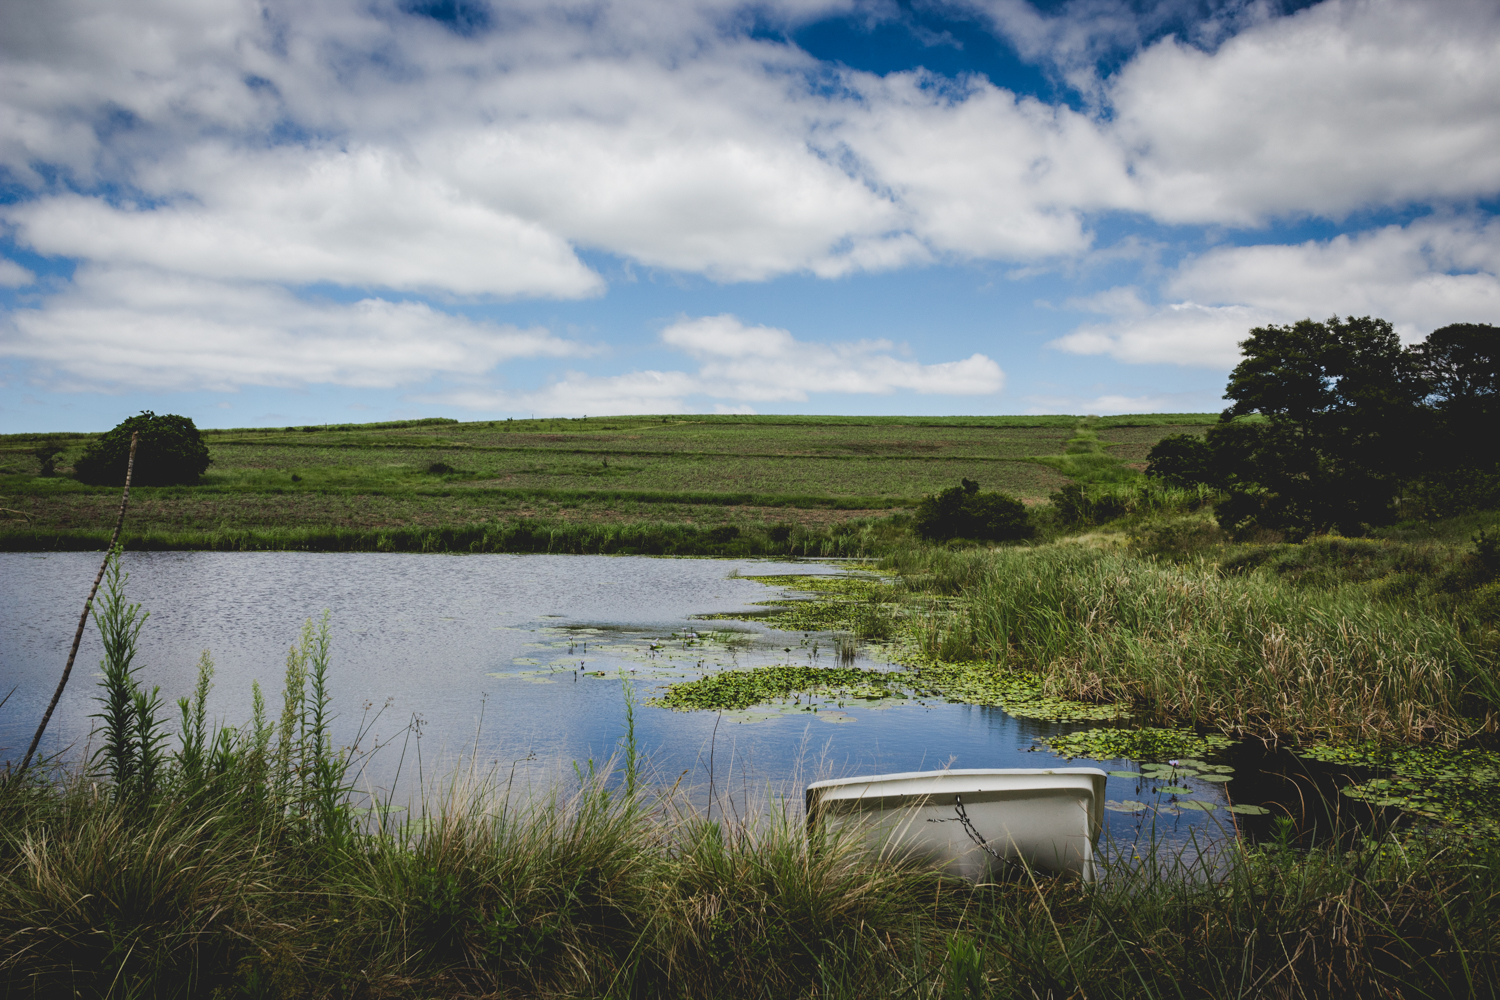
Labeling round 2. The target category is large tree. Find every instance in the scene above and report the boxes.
[1216,316,1422,534]
[1149,317,1498,533]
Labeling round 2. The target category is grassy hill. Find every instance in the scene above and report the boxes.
[0,413,1216,552]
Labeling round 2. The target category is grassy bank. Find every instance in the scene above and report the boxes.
[0,516,908,557]
[889,541,1492,744]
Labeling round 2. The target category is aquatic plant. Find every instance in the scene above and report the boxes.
[652,664,901,712]
[902,657,1125,722]
[1302,741,1500,838]
[1039,727,1234,762]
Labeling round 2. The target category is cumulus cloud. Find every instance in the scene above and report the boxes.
[2,0,1499,401]
[4,148,604,298]
[662,313,1005,399]
[438,314,1005,415]
[1112,0,1500,224]
[1022,390,1212,416]
[2,265,583,390]
[1051,300,1276,368]
[1051,216,1500,367]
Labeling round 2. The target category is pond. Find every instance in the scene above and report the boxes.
[1,551,1369,856]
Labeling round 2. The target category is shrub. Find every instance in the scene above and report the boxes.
[1145,433,1213,486]
[73,411,211,487]
[915,480,1031,542]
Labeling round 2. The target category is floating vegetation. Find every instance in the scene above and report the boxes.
[703,573,905,640]
[901,657,1125,722]
[1106,758,1271,815]
[1040,727,1233,762]
[651,665,903,712]
[1105,799,1151,813]
[1301,741,1500,837]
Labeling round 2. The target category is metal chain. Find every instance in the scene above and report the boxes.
[951,793,1024,872]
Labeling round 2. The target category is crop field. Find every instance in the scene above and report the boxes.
[0,413,1215,549]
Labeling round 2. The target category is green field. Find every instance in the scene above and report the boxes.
[0,413,1215,550]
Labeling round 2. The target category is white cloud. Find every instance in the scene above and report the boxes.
[1112,0,1500,224]
[3,0,1497,299]
[832,71,1139,259]
[4,147,604,298]
[1051,216,1500,367]
[436,313,1005,415]
[3,0,1500,406]
[2,265,583,390]
[1167,217,1500,333]
[661,314,1005,399]
[1051,301,1274,368]
[442,370,703,417]
[0,259,35,287]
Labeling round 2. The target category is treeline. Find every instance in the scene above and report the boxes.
[1148,318,1498,536]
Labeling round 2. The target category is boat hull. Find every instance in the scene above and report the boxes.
[806,768,1108,881]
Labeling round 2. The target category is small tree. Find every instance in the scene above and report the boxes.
[74,411,212,486]
[915,479,1031,542]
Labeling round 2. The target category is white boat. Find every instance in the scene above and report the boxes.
[805,768,1109,881]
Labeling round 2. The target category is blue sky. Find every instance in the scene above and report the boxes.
[1,0,1497,432]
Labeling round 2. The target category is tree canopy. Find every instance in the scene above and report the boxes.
[1148,318,1498,536]
[73,411,212,487]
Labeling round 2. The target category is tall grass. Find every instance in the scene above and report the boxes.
[1047,480,1221,527]
[891,544,1487,742]
[7,745,1500,997]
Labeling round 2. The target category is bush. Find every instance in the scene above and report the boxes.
[914,480,1031,542]
[1145,433,1213,486]
[73,412,212,487]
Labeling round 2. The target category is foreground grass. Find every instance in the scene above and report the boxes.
[7,753,1500,998]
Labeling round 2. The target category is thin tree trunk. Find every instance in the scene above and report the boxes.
[17,432,140,774]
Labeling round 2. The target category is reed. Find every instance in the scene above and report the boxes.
[6,743,1500,997]
[890,544,1490,743]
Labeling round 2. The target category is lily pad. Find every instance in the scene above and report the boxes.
[1039,727,1234,762]
[1225,804,1271,815]
[1159,785,1194,795]
[1196,774,1233,783]
[1105,800,1150,812]
[1178,800,1217,811]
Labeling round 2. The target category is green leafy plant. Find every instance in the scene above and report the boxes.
[88,548,167,804]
